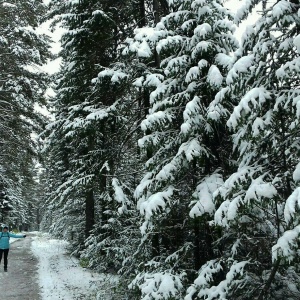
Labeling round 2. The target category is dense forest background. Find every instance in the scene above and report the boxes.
[1,0,300,299]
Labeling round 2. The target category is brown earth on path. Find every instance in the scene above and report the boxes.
[0,233,40,300]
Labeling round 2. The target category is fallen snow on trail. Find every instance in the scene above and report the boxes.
[31,232,118,300]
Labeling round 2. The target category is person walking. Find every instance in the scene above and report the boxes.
[0,225,26,272]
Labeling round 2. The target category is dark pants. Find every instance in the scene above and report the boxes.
[0,249,9,269]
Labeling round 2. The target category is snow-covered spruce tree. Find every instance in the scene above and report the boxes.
[78,2,158,291]
[79,2,173,297]
[41,111,84,242]
[186,1,300,299]
[43,1,147,282]
[125,0,239,298]
[42,0,118,248]
[0,0,51,228]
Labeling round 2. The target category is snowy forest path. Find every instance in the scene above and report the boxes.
[0,232,40,299]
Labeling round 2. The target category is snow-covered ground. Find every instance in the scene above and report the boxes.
[31,232,118,300]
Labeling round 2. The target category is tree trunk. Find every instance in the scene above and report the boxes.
[153,0,160,24]
[85,189,94,238]
[153,0,161,67]
[257,258,281,300]
[85,136,95,239]
[193,219,201,270]
[152,233,160,257]
[159,0,169,15]
[139,0,146,27]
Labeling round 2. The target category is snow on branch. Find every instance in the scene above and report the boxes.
[181,96,204,135]
[93,68,128,84]
[294,35,300,54]
[272,1,292,18]
[2,2,17,8]
[244,177,277,203]
[272,225,300,263]
[207,65,223,89]
[185,259,248,300]
[156,35,184,54]
[207,87,231,121]
[284,187,300,224]
[85,110,109,121]
[190,174,223,218]
[123,27,167,57]
[136,40,152,58]
[130,271,185,300]
[227,87,272,130]
[178,138,209,161]
[226,55,254,85]
[138,186,174,230]
[234,0,260,24]
[152,139,208,185]
[293,163,300,182]
[194,23,212,38]
[112,178,129,215]
[214,168,277,226]
[276,58,300,82]
[141,110,173,132]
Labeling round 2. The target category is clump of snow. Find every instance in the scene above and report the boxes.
[179,139,206,162]
[112,178,129,214]
[140,110,171,132]
[92,10,106,16]
[284,187,300,223]
[190,174,224,217]
[234,0,253,24]
[134,27,166,43]
[138,186,174,224]
[215,53,233,69]
[292,95,300,118]
[272,1,292,18]
[198,59,208,69]
[96,69,128,83]
[182,96,201,127]
[214,168,277,226]
[244,177,277,202]
[207,87,230,121]
[294,34,300,54]
[86,109,109,120]
[251,111,272,136]
[227,87,271,129]
[207,65,223,88]
[2,2,17,8]
[111,71,128,82]
[144,73,164,88]
[194,23,212,38]
[293,163,300,182]
[226,55,254,85]
[185,259,248,300]
[276,67,286,78]
[185,66,200,83]
[192,41,211,58]
[157,35,183,54]
[135,172,153,200]
[137,40,152,57]
[133,76,144,87]
[272,226,300,263]
[130,271,185,300]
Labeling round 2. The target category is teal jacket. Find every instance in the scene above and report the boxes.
[0,232,25,249]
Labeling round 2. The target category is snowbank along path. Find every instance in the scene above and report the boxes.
[31,232,115,300]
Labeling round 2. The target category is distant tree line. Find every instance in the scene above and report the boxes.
[0,0,51,230]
